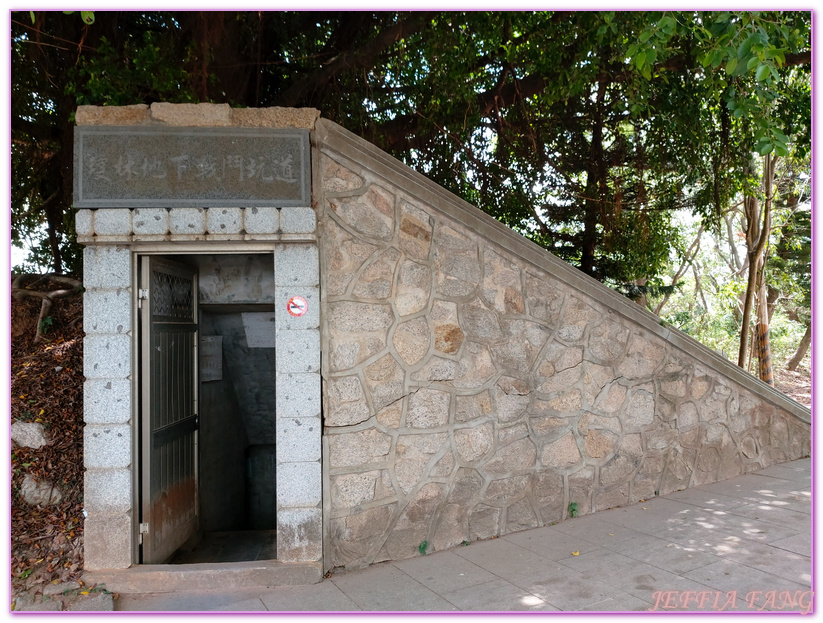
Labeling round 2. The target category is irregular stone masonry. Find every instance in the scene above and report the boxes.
[317,135,811,571]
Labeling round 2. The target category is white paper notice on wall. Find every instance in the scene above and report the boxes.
[200,336,223,382]
[242,312,276,348]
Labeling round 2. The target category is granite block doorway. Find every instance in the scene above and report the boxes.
[138,253,278,565]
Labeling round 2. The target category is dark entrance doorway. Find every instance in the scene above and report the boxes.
[137,253,277,564]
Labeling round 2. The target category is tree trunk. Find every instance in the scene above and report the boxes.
[580,71,607,278]
[737,154,775,370]
[737,195,760,368]
[654,225,703,316]
[786,323,811,371]
[634,277,647,308]
[756,265,774,386]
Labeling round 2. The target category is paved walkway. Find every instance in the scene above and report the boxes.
[115,458,813,613]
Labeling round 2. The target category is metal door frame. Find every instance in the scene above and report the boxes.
[138,255,200,564]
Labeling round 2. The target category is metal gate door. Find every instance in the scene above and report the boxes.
[139,256,199,563]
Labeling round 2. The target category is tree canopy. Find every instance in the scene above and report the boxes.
[11,10,811,292]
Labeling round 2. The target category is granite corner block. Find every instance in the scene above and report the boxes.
[75,209,94,236]
[243,207,280,234]
[75,104,149,126]
[84,379,132,424]
[132,208,169,235]
[168,207,206,234]
[83,289,131,335]
[275,287,319,330]
[276,461,322,508]
[277,417,321,463]
[84,469,132,513]
[275,330,320,373]
[93,209,132,236]
[277,507,323,562]
[84,424,131,469]
[275,373,321,417]
[206,207,243,235]
[150,102,231,126]
[279,207,316,234]
[82,513,133,570]
[83,246,131,289]
[83,334,132,379]
[275,243,319,286]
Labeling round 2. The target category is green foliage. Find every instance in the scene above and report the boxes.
[418,540,428,555]
[63,11,95,25]
[653,192,810,370]
[38,316,53,336]
[68,32,197,106]
[568,502,579,518]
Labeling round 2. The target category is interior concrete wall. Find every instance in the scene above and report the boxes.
[198,310,248,532]
[205,312,277,445]
[196,252,277,531]
[195,255,275,306]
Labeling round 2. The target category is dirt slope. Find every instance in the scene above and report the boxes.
[11,286,85,598]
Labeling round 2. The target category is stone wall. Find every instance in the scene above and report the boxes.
[314,120,811,571]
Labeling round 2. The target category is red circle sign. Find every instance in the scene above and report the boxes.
[287,296,308,317]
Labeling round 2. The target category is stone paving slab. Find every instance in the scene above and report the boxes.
[549,514,646,545]
[581,559,712,603]
[552,547,640,574]
[214,598,267,611]
[712,539,812,586]
[259,581,362,611]
[516,565,638,611]
[329,564,459,611]
[112,458,811,613]
[438,577,553,611]
[698,473,803,499]
[392,550,498,593]
[449,537,557,585]
[603,532,724,575]
[754,458,811,480]
[770,532,816,557]
[115,588,271,612]
[727,500,812,528]
[503,525,601,560]
[581,593,655,611]
[682,558,812,610]
[664,487,751,511]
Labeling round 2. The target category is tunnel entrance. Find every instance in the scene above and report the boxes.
[138,253,277,564]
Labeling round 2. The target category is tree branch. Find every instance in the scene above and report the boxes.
[279,11,437,107]
[12,274,83,344]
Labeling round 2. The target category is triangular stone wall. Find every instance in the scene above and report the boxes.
[313,119,811,571]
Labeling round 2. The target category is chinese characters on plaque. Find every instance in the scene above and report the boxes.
[74,126,310,207]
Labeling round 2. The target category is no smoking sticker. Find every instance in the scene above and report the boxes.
[287,296,308,317]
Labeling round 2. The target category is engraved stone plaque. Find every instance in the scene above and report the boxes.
[74,126,310,208]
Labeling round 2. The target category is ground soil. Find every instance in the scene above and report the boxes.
[773,363,812,409]
[10,282,85,603]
